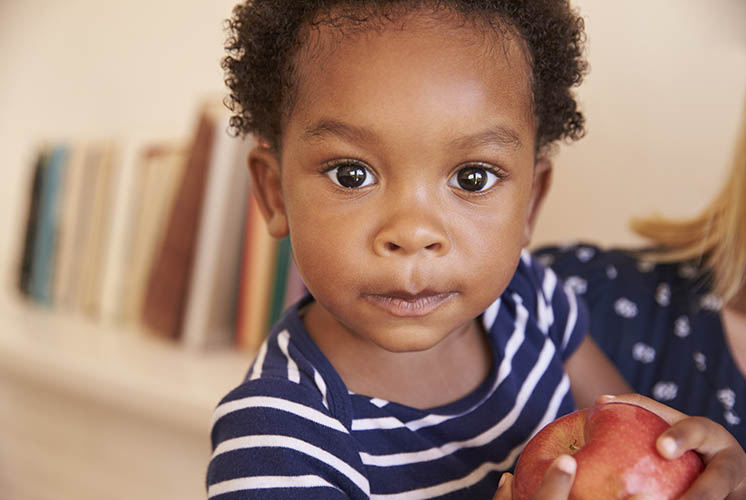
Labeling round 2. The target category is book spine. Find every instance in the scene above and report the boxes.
[18,151,49,296]
[99,141,138,323]
[141,110,215,339]
[29,145,68,305]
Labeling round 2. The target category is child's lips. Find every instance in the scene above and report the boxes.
[363,290,456,318]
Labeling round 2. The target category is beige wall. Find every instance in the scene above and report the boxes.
[1,0,745,290]
[532,0,746,248]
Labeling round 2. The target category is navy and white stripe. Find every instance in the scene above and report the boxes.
[207,252,587,499]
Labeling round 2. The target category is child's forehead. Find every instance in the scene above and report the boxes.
[278,7,537,155]
[297,5,523,63]
[287,6,534,120]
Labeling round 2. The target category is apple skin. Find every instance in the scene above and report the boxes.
[512,402,704,500]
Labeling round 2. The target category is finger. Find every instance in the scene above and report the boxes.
[595,394,686,425]
[531,455,576,500]
[492,473,513,500]
[657,416,726,460]
[678,450,746,500]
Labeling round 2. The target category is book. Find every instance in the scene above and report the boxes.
[235,194,279,352]
[18,150,49,297]
[97,138,141,324]
[76,142,117,317]
[29,145,69,305]
[54,145,102,310]
[120,144,188,324]
[181,117,252,350]
[51,144,87,307]
[141,106,220,340]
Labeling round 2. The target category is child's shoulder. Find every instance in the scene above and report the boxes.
[499,250,586,352]
[505,249,561,306]
[221,309,354,427]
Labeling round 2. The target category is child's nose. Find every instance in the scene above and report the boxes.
[373,211,451,258]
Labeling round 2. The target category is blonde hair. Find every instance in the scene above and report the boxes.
[631,99,746,303]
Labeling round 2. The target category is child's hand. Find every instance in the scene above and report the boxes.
[493,455,576,500]
[598,394,746,500]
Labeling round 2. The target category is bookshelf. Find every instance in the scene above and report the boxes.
[0,291,249,500]
[0,2,287,498]
[0,104,311,499]
[2,97,310,500]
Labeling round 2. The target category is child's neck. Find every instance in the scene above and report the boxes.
[302,303,493,410]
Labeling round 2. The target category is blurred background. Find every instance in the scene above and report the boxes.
[0,1,744,499]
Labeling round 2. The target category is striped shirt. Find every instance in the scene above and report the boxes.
[207,251,587,499]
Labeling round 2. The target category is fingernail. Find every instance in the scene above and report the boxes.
[659,436,677,457]
[498,473,508,488]
[556,455,577,475]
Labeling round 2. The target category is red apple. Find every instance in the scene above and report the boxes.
[512,402,704,500]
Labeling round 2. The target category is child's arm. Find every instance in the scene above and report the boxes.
[563,335,631,408]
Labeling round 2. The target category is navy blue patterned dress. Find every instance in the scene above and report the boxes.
[534,243,745,447]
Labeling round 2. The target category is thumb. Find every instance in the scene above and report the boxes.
[492,472,513,500]
[531,455,576,499]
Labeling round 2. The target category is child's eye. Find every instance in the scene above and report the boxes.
[325,161,377,189]
[448,164,502,192]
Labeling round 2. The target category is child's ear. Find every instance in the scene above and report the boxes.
[523,157,553,246]
[248,142,289,238]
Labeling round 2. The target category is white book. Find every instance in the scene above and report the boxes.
[98,138,139,324]
[119,144,187,324]
[181,115,252,350]
[52,143,86,307]
[56,145,102,310]
[79,142,116,317]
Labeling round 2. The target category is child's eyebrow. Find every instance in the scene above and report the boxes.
[303,119,376,145]
[302,119,522,151]
[447,126,523,152]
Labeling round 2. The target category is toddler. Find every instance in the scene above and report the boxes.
[208,1,745,498]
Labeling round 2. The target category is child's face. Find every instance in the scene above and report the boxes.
[251,12,549,353]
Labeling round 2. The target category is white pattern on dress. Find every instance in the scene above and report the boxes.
[614,298,638,318]
[632,342,656,363]
[576,246,595,263]
[700,293,723,311]
[724,410,742,426]
[717,388,736,410]
[652,381,678,401]
[535,254,554,267]
[674,316,691,338]
[678,263,698,279]
[637,260,655,272]
[693,352,707,372]
[606,265,618,279]
[564,276,587,295]
[655,283,671,306]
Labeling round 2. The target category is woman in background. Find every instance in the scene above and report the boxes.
[535,99,746,447]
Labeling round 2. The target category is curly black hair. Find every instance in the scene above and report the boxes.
[223,0,587,153]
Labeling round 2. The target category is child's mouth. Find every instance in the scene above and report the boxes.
[363,291,455,318]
